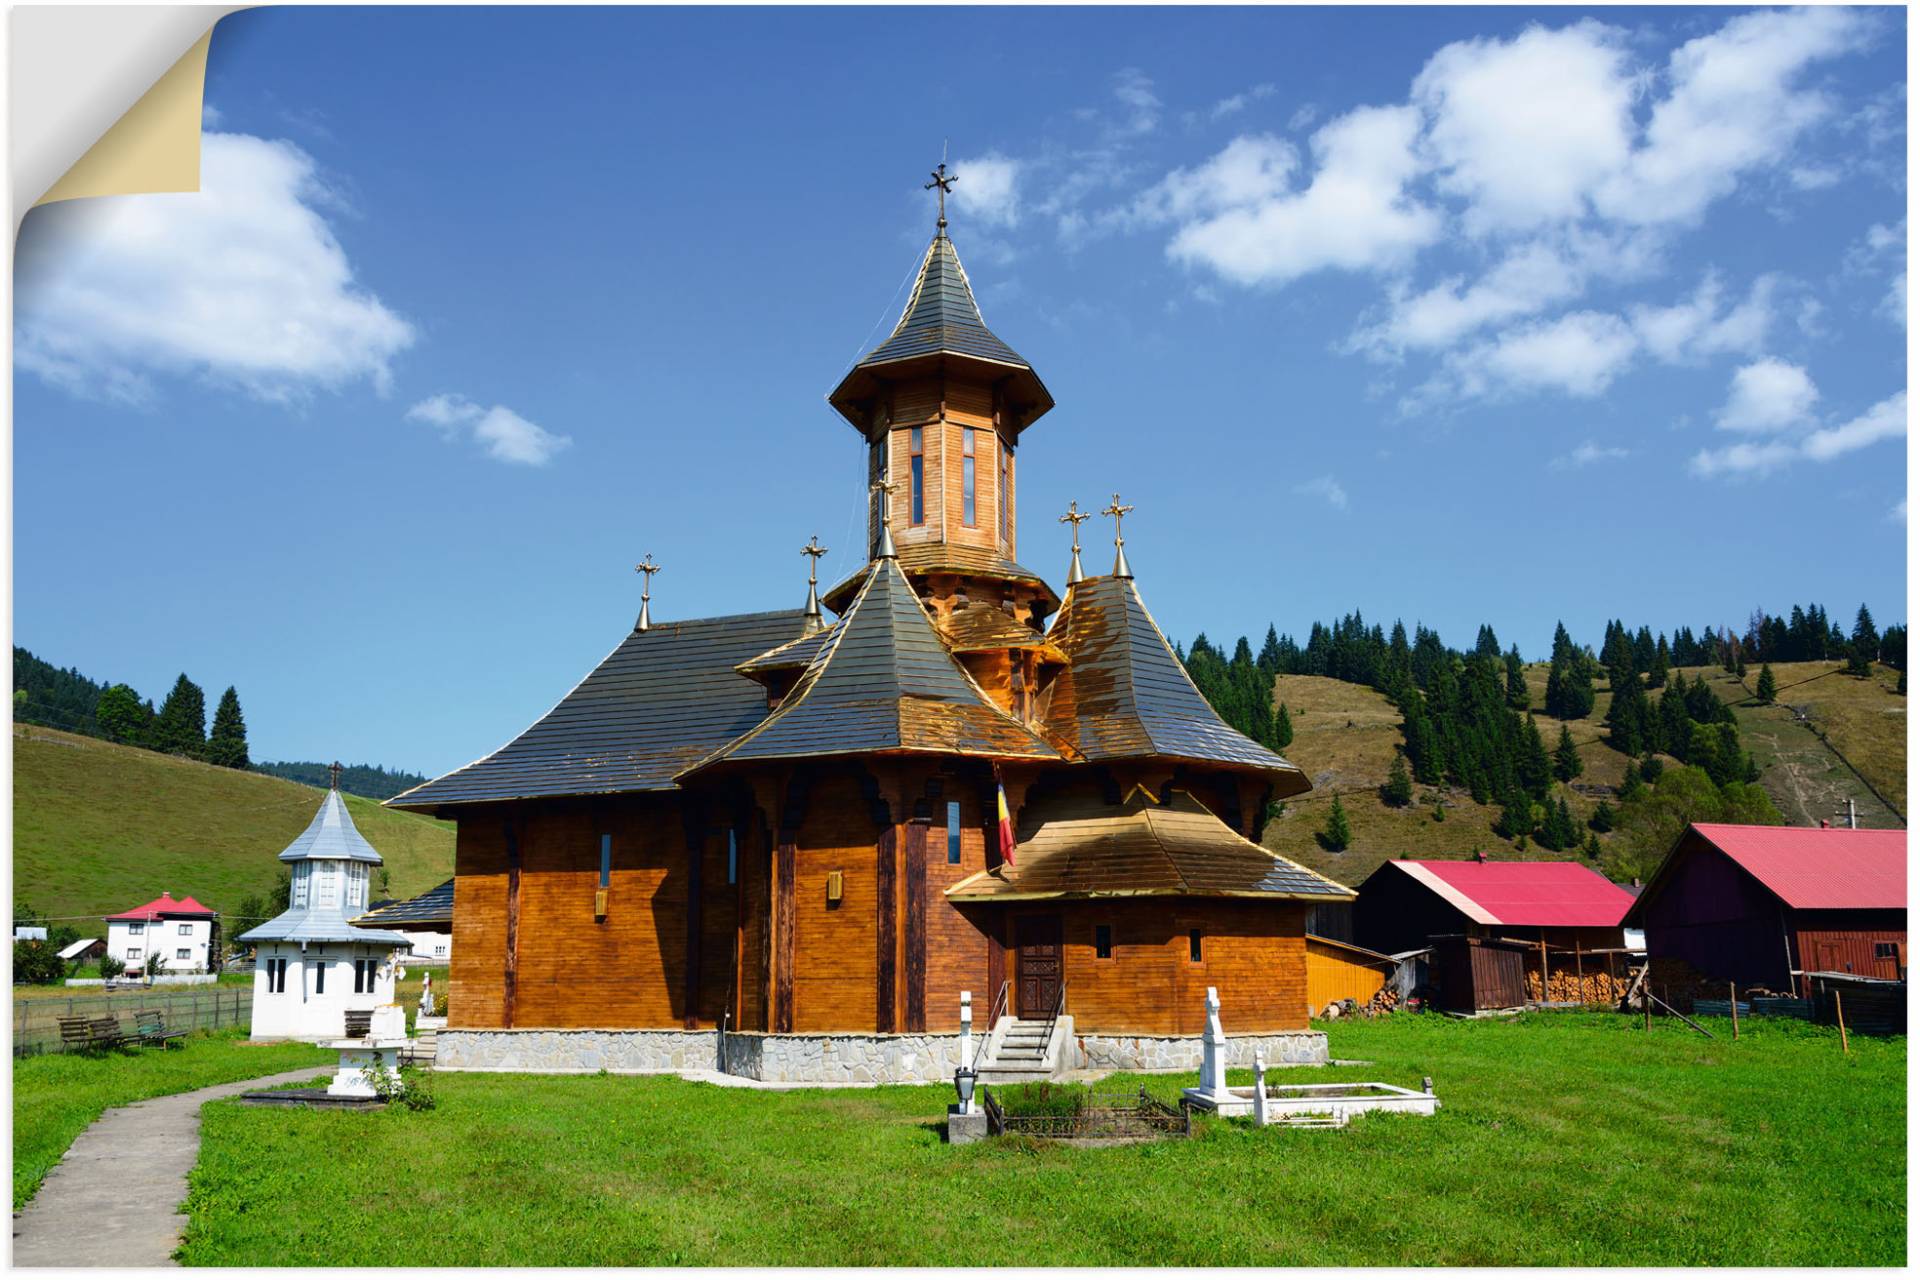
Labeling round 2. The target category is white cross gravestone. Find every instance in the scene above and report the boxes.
[1252,1053,1270,1127]
[959,989,975,1076]
[1200,986,1228,1096]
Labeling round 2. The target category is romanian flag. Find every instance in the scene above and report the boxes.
[994,766,1016,865]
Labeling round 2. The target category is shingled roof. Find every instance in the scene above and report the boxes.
[387,609,809,812]
[1041,574,1311,793]
[690,556,1061,770]
[827,232,1054,433]
[354,878,454,929]
[948,787,1350,902]
[821,541,1061,617]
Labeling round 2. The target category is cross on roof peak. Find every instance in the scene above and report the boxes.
[1103,494,1136,579]
[634,554,661,632]
[925,162,956,233]
[328,761,342,791]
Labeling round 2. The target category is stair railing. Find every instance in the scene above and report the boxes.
[1036,981,1066,1068]
[986,980,1010,1032]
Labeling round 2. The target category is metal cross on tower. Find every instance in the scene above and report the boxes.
[801,535,829,632]
[634,554,661,632]
[1059,500,1091,585]
[869,478,899,559]
[328,760,342,792]
[925,162,956,232]
[1102,493,1135,578]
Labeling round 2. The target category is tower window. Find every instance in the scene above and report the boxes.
[727,829,738,885]
[998,440,1012,545]
[962,429,977,526]
[599,834,612,889]
[313,959,325,994]
[1189,930,1203,963]
[947,801,962,864]
[1095,924,1113,959]
[909,428,925,525]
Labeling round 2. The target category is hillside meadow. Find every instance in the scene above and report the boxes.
[12,725,453,922]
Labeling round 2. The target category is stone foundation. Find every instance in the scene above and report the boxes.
[437,1027,1326,1082]
[1071,1031,1327,1073]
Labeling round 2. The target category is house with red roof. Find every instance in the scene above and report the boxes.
[1622,823,1907,994]
[104,892,218,975]
[1354,858,1640,1012]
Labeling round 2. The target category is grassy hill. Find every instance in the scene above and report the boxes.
[13,725,453,926]
[1264,661,1904,887]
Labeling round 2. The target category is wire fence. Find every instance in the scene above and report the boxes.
[12,987,253,1058]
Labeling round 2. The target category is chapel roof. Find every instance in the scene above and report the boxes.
[276,788,384,864]
[1040,574,1312,793]
[827,231,1054,433]
[387,609,810,813]
[947,787,1351,902]
[239,790,413,947]
[354,878,454,929]
[689,556,1062,770]
[820,541,1060,616]
[935,601,1066,661]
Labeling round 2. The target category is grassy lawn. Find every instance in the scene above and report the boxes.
[12,1029,334,1210]
[180,1012,1903,1265]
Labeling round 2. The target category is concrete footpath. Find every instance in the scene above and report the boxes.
[11,1067,330,1268]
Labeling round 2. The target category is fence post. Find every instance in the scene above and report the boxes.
[1729,982,1739,1040]
[1835,990,1850,1055]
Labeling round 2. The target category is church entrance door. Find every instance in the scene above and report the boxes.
[1014,915,1062,1018]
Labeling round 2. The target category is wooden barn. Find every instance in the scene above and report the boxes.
[1354,858,1638,1011]
[1622,823,1906,996]
[387,190,1352,1081]
[1304,935,1395,1014]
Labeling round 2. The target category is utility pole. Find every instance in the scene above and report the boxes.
[1831,799,1858,830]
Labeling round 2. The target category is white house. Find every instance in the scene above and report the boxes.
[103,893,217,974]
[238,772,411,1041]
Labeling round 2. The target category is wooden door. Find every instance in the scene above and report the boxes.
[1014,915,1062,1018]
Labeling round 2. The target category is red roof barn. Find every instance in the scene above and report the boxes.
[1622,823,1907,993]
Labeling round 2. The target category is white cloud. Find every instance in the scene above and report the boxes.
[1414,20,1635,234]
[951,153,1020,228]
[16,130,413,404]
[1439,311,1640,402]
[1211,83,1275,120]
[1129,134,1296,226]
[1846,221,1907,327]
[1551,440,1632,470]
[1596,7,1870,226]
[1293,475,1349,510]
[1286,103,1319,133]
[1113,68,1161,135]
[1162,107,1440,286]
[1890,499,1907,524]
[1713,358,1819,432]
[407,394,571,466]
[1630,273,1777,364]
[1692,390,1905,478]
[201,101,222,128]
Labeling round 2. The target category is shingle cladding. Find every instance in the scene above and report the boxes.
[387,609,809,811]
[1042,574,1310,792]
[354,878,454,928]
[948,789,1350,901]
[820,542,1060,616]
[695,557,1061,768]
[856,234,1030,370]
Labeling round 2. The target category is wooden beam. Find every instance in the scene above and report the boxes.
[502,812,522,1030]
[682,806,704,1030]
[904,818,928,1032]
[876,825,897,1033]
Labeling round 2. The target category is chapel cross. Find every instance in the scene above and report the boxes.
[634,554,661,632]
[925,162,956,231]
[801,535,828,588]
[1102,493,1135,578]
[869,478,900,558]
[1059,500,1091,585]
[328,760,342,792]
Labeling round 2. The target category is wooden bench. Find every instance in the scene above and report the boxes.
[132,1009,186,1048]
[58,1016,126,1052]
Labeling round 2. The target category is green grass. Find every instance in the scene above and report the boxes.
[11,1029,334,1209]
[13,724,453,922]
[180,1013,1903,1265]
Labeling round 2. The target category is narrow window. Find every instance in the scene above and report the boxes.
[947,801,962,864]
[599,833,612,889]
[314,960,325,994]
[909,427,925,524]
[1095,924,1113,959]
[998,441,1012,545]
[1189,929,1203,964]
[727,829,738,885]
[292,866,310,909]
[962,429,977,526]
[266,957,284,993]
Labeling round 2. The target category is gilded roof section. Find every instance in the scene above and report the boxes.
[692,558,1062,768]
[736,622,839,678]
[936,602,1065,660]
[1041,575,1310,793]
[948,788,1350,901]
[387,610,809,811]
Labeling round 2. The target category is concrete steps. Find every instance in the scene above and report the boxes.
[977,1017,1062,1082]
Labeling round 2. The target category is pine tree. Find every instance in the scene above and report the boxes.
[1273,702,1294,751]
[151,674,208,757]
[1550,621,1575,666]
[1589,800,1615,833]
[206,686,250,769]
[1618,769,1644,803]
[1504,646,1529,709]
[1381,752,1413,807]
[1845,646,1873,678]
[1544,653,1595,720]
[1604,675,1650,756]
[1552,723,1583,782]
[1754,663,1777,704]
[1734,651,1747,679]
[1647,635,1670,689]
[1583,832,1603,862]
[1853,603,1879,656]
[1496,786,1535,842]
[1257,625,1283,677]
[1518,716,1552,799]
[1318,796,1352,852]
[95,683,150,746]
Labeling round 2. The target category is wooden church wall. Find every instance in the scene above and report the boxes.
[448,817,510,1027]
[920,783,995,1032]
[787,774,881,1032]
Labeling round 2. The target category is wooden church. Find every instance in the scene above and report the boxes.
[391,173,1350,1079]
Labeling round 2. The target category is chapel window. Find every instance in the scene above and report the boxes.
[998,440,1012,545]
[292,867,309,909]
[727,829,738,886]
[962,429,977,526]
[946,801,962,864]
[599,834,612,889]
[313,959,325,994]
[909,428,925,525]
[1095,925,1113,959]
[1189,929,1203,964]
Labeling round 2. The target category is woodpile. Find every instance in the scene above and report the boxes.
[1525,969,1628,1006]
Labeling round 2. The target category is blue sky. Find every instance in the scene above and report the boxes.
[14,5,1908,775]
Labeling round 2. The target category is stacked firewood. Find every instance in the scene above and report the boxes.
[1364,986,1400,1016]
[1526,969,1628,1005]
